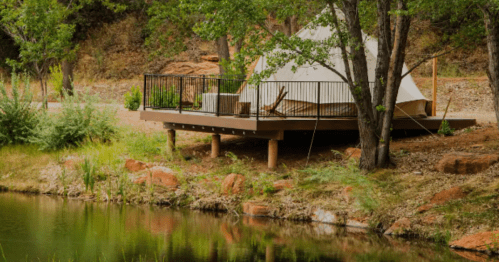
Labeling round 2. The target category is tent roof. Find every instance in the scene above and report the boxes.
[251,8,427,104]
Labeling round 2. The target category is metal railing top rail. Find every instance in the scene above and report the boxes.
[144,73,247,80]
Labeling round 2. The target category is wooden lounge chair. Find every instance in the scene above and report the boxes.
[262,86,287,117]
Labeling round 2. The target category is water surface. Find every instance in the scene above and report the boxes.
[0,192,476,261]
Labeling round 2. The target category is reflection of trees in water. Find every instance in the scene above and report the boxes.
[0,193,475,262]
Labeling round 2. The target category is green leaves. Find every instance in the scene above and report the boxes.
[0,72,39,146]
[0,0,75,68]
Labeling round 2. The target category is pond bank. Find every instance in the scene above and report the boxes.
[1,144,499,262]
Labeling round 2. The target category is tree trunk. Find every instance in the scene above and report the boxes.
[216,35,231,75]
[378,0,411,167]
[341,1,378,170]
[373,0,391,129]
[62,60,74,96]
[482,5,499,130]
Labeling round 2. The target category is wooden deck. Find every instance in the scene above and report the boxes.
[140,110,477,168]
[141,110,476,137]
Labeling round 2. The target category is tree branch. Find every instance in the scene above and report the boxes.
[255,20,350,84]
[401,47,460,79]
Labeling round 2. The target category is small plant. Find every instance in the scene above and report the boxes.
[485,232,499,253]
[0,72,39,146]
[81,158,95,193]
[149,86,180,108]
[48,64,64,98]
[124,86,142,111]
[438,120,455,136]
[117,173,129,203]
[59,168,68,196]
[464,127,474,133]
[193,94,202,108]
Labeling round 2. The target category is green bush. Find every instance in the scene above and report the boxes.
[124,86,142,111]
[149,86,180,108]
[30,92,118,150]
[0,73,39,146]
[49,64,64,97]
[438,120,455,136]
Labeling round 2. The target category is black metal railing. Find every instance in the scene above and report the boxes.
[143,74,374,119]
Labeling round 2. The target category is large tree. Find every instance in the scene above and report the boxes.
[193,0,414,170]
[0,0,75,108]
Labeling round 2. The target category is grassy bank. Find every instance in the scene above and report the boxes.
[2,125,499,251]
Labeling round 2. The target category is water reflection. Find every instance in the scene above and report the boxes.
[0,192,487,261]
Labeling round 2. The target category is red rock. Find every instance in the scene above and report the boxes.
[384,217,411,235]
[222,173,246,195]
[345,148,361,160]
[125,159,150,172]
[430,186,467,205]
[201,55,219,62]
[435,153,499,174]
[450,231,499,253]
[421,215,437,225]
[418,187,467,213]
[242,202,270,217]
[273,180,293,191]
[417,203,434,213]
[134,166,179,190]
[343,186,354,203]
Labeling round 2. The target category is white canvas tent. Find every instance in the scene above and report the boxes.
[238,9,428,118]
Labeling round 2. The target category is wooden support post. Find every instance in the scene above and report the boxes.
[268,139,278,169]
[167,129,176,154]
[211,134,221,158]
[432,57,438,116]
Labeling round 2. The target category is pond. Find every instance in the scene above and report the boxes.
[0,192,476,262]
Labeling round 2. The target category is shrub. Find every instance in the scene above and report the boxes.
[438,120,455,136]
[30,92,118,150]
[49,64,64,98]
[149,86,180,108]
[0,73,39,145]
[124,86,142,111]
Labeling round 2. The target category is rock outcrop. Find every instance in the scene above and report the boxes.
[222,173,246,195]
[435,153,499,174]
[134,166,179,190]
[125,159,150,172]
[344,148,361,160]
[384,217,411,235]
[418,186,468,213]
[450,231,499,253]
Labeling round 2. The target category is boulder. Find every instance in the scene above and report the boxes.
[242,202,270,217]
[435,153,499,174]
[450,231,499,253]
[311,208,347,226]
[418,186,468,213]
[134,166,179,190]
[222,173,246,195]
[384,217,411,235]
[273,179,293,191]
[125,159,150,172]
[345,148,361,160]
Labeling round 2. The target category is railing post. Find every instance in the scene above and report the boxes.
[317,82,321,120]
[202,74,206,93]
[179,76,183,114]
[143,74,146,111]
[217,78,221,117]
[256,84,260,121]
